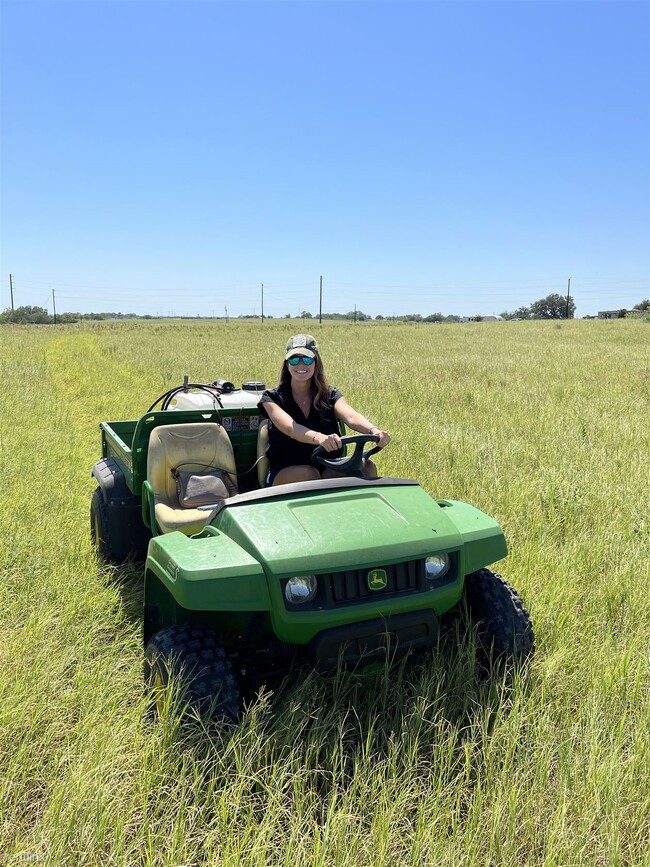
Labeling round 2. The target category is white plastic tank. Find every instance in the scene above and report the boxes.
[168,382,265,411]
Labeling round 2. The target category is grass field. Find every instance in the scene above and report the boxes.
[1,318,648,866]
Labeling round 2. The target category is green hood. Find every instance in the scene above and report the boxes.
[213,482,464,576]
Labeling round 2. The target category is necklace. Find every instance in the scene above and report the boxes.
[294,391,312,409]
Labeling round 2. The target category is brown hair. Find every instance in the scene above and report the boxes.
[279,353,331,410]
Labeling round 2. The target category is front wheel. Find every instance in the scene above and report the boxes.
[464,569,534,665]
[144,623,241,722]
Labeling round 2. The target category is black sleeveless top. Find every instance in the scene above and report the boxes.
[258,382,343,468]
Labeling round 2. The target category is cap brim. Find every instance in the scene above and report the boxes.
[285,348,316,360]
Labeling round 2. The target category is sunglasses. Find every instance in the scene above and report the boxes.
[288,355,314,366]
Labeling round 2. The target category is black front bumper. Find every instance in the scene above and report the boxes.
[309,610,438,673]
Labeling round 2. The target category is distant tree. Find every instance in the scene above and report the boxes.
[375,314,384,320]
[499,305,532,320]
[300,310,313,319]
[633,299,649,311]
[530,293,575,319]
[0,305,51,324]
[500,307,530,320]
[424,313,444,322]
[617,309,627,319]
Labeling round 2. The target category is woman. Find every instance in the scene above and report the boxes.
[258,334,390,486]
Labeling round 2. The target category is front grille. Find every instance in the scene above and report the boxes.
[320,560,424,607]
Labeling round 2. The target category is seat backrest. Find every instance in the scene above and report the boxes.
[147,422,238,502]
[256,419,269,487]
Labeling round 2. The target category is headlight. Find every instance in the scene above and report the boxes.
[425,554,450,586]
[285,575,317,604]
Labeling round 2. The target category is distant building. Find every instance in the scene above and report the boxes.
[598,309,626,319]
[461,315,504,322]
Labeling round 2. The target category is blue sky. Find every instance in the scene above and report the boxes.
[1,0,648,318]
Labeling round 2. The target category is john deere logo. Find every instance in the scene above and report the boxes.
[367,568,388,591]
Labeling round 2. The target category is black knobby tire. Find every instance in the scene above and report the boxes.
[90,487,114,562]
[464,568,534,664]
[144,623,241,722]
[90,486,149,564]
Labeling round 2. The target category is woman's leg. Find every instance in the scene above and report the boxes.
[363,459,378,478]
[272,465,321,486]
[321,459,377,479]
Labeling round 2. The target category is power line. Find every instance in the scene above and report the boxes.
[7,270,648,318]
[12,274,648,294]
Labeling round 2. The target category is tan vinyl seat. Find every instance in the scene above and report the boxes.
[256,419,269,487]
[147,423,238,535]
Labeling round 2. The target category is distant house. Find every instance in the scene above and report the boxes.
[461,314,504,322]
[598,310,626,319]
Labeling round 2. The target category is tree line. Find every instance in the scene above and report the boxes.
[2,297,648,325]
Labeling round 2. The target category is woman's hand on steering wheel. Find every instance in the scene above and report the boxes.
[312,432,342,452]
[371,428,390,448]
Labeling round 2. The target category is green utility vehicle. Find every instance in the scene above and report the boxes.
[91,379,534,720]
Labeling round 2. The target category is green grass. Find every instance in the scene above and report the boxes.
[1,318,648,866]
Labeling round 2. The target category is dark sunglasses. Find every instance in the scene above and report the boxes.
[288,355,314,366]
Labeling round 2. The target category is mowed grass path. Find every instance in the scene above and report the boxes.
[0,319,648,866]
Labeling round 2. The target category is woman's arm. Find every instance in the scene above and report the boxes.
[333,397,391,448]
[263,401,341,452]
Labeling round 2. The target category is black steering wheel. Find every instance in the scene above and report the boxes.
[311,434,382,478]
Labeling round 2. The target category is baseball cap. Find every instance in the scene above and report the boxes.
[285,334,319,360]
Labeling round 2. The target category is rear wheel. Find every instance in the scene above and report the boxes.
[144,623,241,722]
[90,487,114,562]
[464,568,534,664]
[90,486,149,564]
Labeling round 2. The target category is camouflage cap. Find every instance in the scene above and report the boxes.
[285,334,319,360]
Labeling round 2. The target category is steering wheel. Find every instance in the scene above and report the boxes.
[311,434,382,478]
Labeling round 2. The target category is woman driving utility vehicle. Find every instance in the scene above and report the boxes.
[258,334,390,486]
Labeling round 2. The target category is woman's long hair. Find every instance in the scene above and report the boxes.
[279,354,330,409]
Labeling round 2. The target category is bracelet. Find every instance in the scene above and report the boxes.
[312,434,319,444]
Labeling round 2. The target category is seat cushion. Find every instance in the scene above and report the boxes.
[154,495,215,536]
[147,422,238,534]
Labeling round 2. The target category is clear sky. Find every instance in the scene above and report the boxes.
[1,0,648,319]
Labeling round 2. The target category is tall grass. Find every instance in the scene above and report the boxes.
[1,319,648,865]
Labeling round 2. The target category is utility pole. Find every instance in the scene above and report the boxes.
[9,274,15,310]
[319,275,322,326]
[565,278,571,319]
[261,283,264,324]
[225,305,228,323]
[52,288,57,325]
